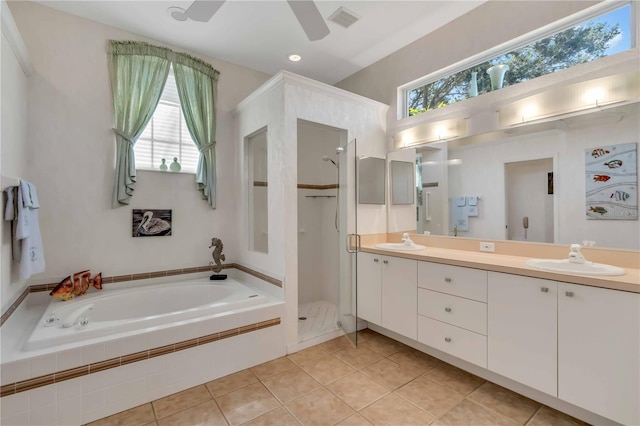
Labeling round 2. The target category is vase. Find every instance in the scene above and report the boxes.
[170,157,181,172]
[487,64,509,90]
[159,158,168,171]
[468,72,478,97]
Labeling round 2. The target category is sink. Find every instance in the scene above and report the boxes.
[525,258,625,276]
[375,243,426,251]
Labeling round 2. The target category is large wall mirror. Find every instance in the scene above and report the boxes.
[391,160,414,205]
[398,102,640,250]
[246,127,268,253]
[359,157,385,204]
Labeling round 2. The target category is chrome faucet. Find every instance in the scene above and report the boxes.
[60,304,94,328]
[402,233,414,246]
[453,225,458,237]
[568,244,586,264]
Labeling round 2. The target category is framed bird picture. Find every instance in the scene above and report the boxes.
[132,209,172,237]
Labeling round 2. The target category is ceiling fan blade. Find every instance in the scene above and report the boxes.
[286,0,330,41]
[184,0,227,22]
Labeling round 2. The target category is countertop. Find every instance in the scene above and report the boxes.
[361,244,640,294]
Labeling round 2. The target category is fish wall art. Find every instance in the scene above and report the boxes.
[585,142,637,220]
[132,209,172,237]
[50,270,102,301]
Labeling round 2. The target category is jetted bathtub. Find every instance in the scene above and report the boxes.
[25,278,268,351]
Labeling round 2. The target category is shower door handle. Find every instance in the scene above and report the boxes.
[346,234,361,253]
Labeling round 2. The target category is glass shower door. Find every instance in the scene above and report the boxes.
[337,139,358,346]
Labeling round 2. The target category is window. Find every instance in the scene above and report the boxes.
[135,67,200,173]
[404,3,633,117]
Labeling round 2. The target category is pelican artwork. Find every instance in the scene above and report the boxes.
[133,209,172,237]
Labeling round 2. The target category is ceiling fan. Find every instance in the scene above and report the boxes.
[169,0,331,41]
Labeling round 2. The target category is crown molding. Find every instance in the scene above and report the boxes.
[1,0,33,77]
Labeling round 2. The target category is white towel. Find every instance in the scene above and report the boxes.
[15,185,31,239]
[20,180,40,208]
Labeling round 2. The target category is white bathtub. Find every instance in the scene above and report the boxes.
[25,278,268,351]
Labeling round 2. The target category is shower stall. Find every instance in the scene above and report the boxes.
[297,120,347,343]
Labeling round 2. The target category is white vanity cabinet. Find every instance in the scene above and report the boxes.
[487,272,558,397]
[417,262,488,367]
[357,253,418,339]
[557,282,640,426]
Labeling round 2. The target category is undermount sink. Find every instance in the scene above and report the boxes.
[375,243,426,251]
[525,258,626,276]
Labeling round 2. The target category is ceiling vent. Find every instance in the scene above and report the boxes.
[328,7,359,29]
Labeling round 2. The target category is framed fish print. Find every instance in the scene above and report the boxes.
[585,143,637,220]
[132,209,172,237]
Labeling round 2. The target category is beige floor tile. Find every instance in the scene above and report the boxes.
[526,406,589,426]
[333,346,383,369]
[388,349,442,374]
[358,333,406,357]
[286,388,354,426]
[336,413,373,426]
[327,372,388,411]
[425,363,485,396]
[395,376,465,418]
[318,336,355,353]
[360,394,435,426]
[250,357,297,380]
[468,382,540,424]
[433,399,517,426]
[206,369,259,397]
[242,407,300,426]
[261,367,321,404]
[360,358,421,390]
[88,403,155,426]
[216,382,280,426]
[156,400,227,426]
[297,354,355,385]
[287,345,329,365]
[152,386,212,419]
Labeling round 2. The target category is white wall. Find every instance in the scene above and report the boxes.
[7,1,270,284]
[1,4,30,312]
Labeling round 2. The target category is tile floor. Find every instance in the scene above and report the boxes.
[88,329,589,426]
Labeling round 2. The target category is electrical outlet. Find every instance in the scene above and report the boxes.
[480,242,495,252]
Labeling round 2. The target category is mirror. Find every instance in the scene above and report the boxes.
[391,160,414,205]
[246,127,268,253]
[358,157,385,204]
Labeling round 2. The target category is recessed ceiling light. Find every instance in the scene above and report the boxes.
[288,54,302,62]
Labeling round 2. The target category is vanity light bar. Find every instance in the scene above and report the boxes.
[498,71,640,127]
[394,118,468,149]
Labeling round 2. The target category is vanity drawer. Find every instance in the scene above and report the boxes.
[418,289,487,335]
[418,315,487,368]
[418,262,487,302]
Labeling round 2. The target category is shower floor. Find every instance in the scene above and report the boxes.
[298,300,339,342]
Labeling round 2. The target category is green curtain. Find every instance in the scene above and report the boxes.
[108,41,171,207]
[173,53,220,208]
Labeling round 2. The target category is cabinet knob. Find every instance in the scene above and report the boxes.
[444,307,452,313]
[444,337,452,343]
[373,258,379,263]
[565,291,574,297]
[540,287,549,293]
[444,277,452,283]
[383,260,388,264]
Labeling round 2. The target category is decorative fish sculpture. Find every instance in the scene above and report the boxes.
[589,206,608,215]
[611,191,631,202]
[591,148,610,158]
[209,237,226,274]
[50,270,102,301]
[604,159,622,169]
[593,175,610,182]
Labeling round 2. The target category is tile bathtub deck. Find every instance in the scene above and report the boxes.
[88,330,588,426]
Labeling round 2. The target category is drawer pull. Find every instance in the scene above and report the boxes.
[565,291,574,297]
[383,260,388,264]
[540,287,549,293]
[373,258,379,263]
[444,337,452,343]
[444,307,452,313]
[444,277,452,283]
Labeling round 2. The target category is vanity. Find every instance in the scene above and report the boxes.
[357,237,639,426]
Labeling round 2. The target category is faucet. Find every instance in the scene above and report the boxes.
[453,225,458,237]
[568,244,586,264]
[60,303,94,328]
[402,233,414,246]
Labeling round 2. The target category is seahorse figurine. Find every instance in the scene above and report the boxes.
[209,237,226,273]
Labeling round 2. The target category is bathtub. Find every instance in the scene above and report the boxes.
[25,278,269,351]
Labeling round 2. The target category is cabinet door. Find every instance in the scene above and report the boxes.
[488,272,557,396]
[381,256,417,339]
[357,252,382,325]
[558,283,639,426]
